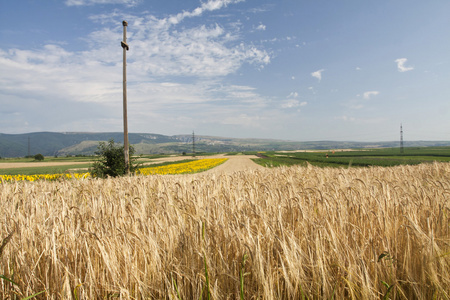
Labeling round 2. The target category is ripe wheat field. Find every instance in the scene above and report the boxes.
[1,162,449,299]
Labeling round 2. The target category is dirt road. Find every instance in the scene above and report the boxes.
[201,155,265,174]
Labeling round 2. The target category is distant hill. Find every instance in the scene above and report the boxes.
[0,132,177,157]
[1,132,449,158]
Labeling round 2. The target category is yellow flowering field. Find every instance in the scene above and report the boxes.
[0,158,227,181]
[138,158,228,175]
[0,172,90,182]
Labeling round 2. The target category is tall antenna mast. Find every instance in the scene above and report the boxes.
[121,20,130,173]
[192,131,195,157]
[400,123,404,154]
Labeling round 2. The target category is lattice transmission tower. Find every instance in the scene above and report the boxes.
[400,124,404,154]
[192,131,196,157]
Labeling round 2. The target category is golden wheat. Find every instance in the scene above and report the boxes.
[1,163,449,299]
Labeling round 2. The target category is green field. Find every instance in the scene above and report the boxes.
[0,156,93,175]
[0,156,94,164]
[0,154,204,175]
[0,164,93,176]
[253,147,450,168]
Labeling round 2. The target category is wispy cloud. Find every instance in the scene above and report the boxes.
[282,100,298,108]
[311,69,324,81]
[0,0,272,134]
[288,92,298,98]
[165,0,244,25]
[255,24,266,31]
[363,91,379,100]
[281,100,307,109]
[395,58,414,72]
[86,2,270,78]
[281,92,307,109]
[344,91,379,111]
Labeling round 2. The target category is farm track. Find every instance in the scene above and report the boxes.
[199,155,265,174]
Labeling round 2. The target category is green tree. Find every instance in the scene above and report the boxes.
[34,154,44,161]
[90,139,139,178]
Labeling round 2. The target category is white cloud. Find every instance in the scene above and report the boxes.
[255,24,266,31]
[282,92,307,108]
[0,45,119,100]
[395,58,414,72]
[0,0,274,134]
[127,23,270,77]
[86,2,270,78]
[281,100,307,109]
[288,92,298,98]
[281,100,299,108]
[363,91,379,100]
[311,69,324,81]
[343,91,379,110]
[0,40,273,133]
[165,0,244,25]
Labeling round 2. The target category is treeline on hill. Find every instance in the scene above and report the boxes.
[1,132,450,158]
[0,132,177,157]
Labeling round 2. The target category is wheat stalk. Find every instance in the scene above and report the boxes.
[0,163,449,298]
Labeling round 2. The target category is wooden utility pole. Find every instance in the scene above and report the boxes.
[121,20,130,173]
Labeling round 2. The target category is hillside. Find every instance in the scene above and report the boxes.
[1,132,450,158]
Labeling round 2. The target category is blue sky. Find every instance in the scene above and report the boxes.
[1,0,449,141]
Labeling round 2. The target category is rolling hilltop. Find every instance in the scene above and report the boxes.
[1,132,450,158]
